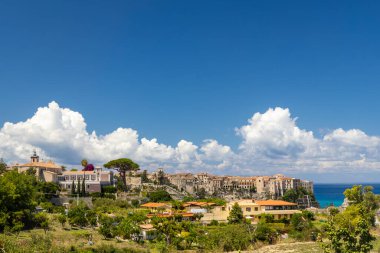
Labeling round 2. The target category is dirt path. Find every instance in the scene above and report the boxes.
[242,242,323,253]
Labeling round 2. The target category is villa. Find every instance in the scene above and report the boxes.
[13,152,113,193]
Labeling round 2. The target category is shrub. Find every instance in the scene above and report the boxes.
[209,220,219,226]
[147,190,172,202]
[254,222,277,244]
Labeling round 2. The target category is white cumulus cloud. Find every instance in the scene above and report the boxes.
[1,102,380,177]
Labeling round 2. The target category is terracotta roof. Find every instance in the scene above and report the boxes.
[62,171,97,174]
[141,203,170,208]
[183,201,216,207]
[146,212,194,218]
[17,161,61,170]
[255,200,297,206]
[139,224,154,230]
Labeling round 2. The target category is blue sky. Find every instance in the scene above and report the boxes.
[1,1,380,182]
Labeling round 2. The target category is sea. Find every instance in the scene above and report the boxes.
[314,183,380,208]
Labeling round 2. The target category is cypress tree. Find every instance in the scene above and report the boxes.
[71,181,76,195]
[77,178,81,196]
[82,177,86,197]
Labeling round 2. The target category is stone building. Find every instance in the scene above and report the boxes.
[13,152,113,193]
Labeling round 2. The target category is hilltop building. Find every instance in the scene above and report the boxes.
[153,171,313,199]
[58,169,114,193]
[13,151,63,182]
[13,152,113,193]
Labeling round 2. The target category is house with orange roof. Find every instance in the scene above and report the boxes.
[227,199,301,222]
[140,202,172,213]
[182,201,216,213]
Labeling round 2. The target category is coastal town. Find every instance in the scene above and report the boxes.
[1,151,320,245]
[1,149,377,253]
[8,151,317,211]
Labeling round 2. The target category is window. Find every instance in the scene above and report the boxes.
[246,207,251,212]
[255,207,258,211]
[65,176,69,180]
[87,184,90,189]
[85,175,89,180]
[70,175,76,180]
[78,175,83,180]
[91,175,96,181]
[67,185,71,189]
[222,207,226,211]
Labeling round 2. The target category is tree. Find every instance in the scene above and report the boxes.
[82,177,86,197]
[77,178,81,196]
[194,213,204,221]
[68,203,89,227]
[157,169,165,185]
[152,217,180,244]
[34,212,50,234]
[86,209,97,228]
[0,171,36,232]
[71,181,76,195]
[148,190,172,202]
[104,158,139,191]
[115,218,140,239]
[196,188,206,199]
[254,221,277,244]
[141,170,149,183]
[37,182,59,200]
[322,185,377,253]
[283,187,315,203]
[98,216,114,239]
[102,185,117,194]
[0,158,7,174]
[57,214,67,227]
[228,202,244,224]
[257,213,274,223]
[81,159,88,168]
[282,189,299,203]
[290,212,312,232]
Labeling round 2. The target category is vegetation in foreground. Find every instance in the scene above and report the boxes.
[1,158,380,252]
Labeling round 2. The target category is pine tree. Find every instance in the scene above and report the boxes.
[82,177,86,197]
[71,181,76,195]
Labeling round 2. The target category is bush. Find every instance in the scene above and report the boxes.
[68,202,90,227]
[147,190,172,202]
[102,185,117,194]
[254,222,277,244]
[209,220,219,226]
[131,199,140,207]
[201,224,252,251]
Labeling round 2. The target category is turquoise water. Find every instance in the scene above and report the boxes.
[314,183,380,208]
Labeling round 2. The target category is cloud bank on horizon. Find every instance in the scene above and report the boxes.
[1,101,379,176]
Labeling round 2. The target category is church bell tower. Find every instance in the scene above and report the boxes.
[31,150,39,163]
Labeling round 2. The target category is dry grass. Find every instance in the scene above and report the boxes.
[246,242,323,253]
